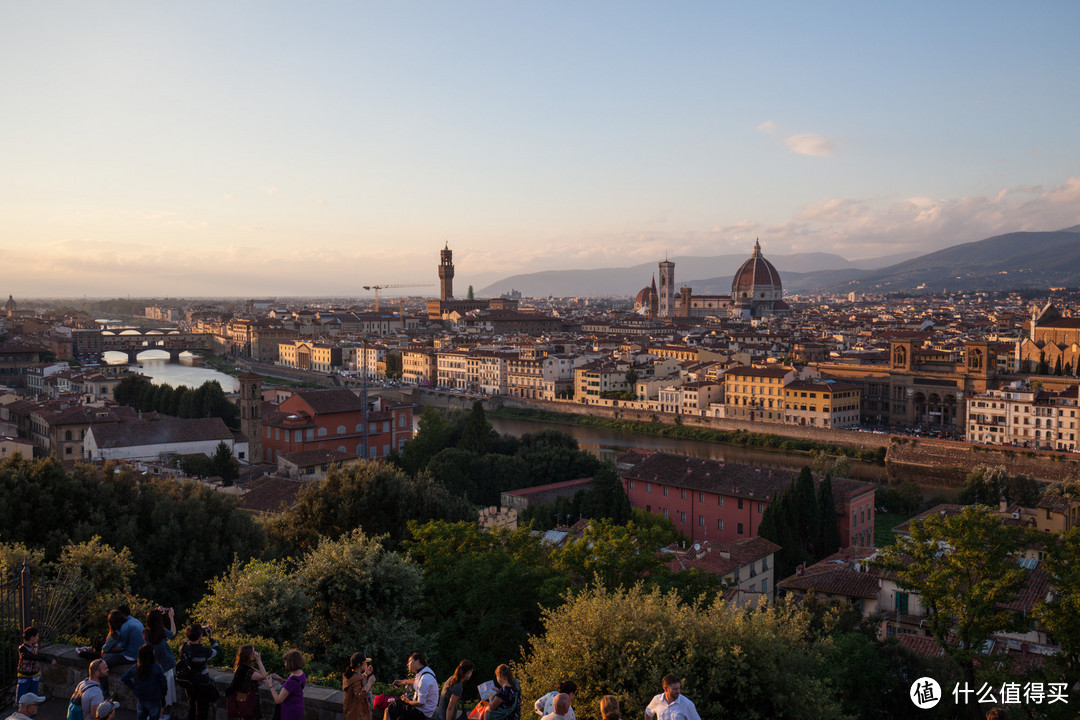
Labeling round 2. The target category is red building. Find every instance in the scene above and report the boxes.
[260,389,413,464]
[618,451,876,548]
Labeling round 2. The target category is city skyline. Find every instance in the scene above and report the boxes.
[3,1,1079,296]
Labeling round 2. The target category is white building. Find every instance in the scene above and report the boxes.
[85,417,248,462]
[967,382,1080,451]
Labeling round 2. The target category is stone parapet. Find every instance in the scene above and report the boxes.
[38,644,344,720]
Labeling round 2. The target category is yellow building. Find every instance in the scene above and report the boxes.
[279,341,342,373]
[723,366,795,422]
[402,348,437,385]
[782,379,861,428]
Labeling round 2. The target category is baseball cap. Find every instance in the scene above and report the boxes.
[19,694,47,706]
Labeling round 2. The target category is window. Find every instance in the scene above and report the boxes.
[356,423,364,432]
[383,421,390,433]
[663,486,668,496]
[737,522,744,535]
[646,483,652,494]
[761,556,768,570]
[679,512,686,523]
[699,492,704,503]
[758,502,764,513]
[738,498,744,510]
[629,480,635,490]
[698,515,704,527]
[681,489,686,500]
[306,429,314,441]
[718,496,723,506]
[896,592,909,613]
[337,425,347,435]
[761,578,768,595]
[717,519,724,531]
[295,430,303,442]
[318,427,327,437]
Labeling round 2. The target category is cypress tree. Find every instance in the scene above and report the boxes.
[793,466,821,562]
[817,474,842,558]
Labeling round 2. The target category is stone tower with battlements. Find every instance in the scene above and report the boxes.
[658,259,675,317]
[439,243,455,301]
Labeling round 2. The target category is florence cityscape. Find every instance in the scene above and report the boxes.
[2,3,1080,720]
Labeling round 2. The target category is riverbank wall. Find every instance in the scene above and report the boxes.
[885,438,1080,486]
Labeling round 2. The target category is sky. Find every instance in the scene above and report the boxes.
[2,1,1079,297]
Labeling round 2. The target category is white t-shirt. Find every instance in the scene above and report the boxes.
[414,667,439,718]
[645,693,700,720]
[534,692,575,720]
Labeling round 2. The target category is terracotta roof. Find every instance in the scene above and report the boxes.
[778,564,880,599]
[291,389,366,414]
[665,536,780,577]
[892,504,966,537]
[898,634,944,657]
[238,475,306,514]
[280,448,358,467]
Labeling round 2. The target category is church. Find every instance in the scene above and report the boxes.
[634,240,790,320]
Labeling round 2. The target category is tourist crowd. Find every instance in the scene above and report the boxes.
[9,610,701,720]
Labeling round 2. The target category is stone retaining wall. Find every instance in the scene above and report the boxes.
[38,645,344,720]
[886,438,1080,486]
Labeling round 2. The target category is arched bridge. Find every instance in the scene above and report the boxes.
[100,330,214,363]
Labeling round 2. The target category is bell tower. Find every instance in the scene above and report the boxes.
[238,371,263,464]
[439,243,455,301]
[658,259,675,318]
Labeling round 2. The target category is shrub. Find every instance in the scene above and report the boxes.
[192,559,310,647]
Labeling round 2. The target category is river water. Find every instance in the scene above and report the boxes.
[487,415,888,482]
[104,350,240,392]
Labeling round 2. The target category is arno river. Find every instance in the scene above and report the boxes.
[487,415,888,482]
[104,350,240,392]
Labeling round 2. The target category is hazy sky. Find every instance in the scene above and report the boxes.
[3,1,1079,297]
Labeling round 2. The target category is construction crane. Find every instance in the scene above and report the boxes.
[362,283,433,312]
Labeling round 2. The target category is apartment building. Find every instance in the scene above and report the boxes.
[782,378,861,428]
[724,366,796,422]
[966,382,1079,450]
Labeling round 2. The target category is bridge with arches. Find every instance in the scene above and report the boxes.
[100,329,214,363]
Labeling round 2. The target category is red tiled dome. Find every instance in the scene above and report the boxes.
[731,240,782,297]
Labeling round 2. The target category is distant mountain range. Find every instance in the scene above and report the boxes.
[477,227,1080,297]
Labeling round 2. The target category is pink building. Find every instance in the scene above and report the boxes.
[618,451,876,548]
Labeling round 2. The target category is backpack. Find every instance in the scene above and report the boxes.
[175,652,197,687]
[67,681,94,720]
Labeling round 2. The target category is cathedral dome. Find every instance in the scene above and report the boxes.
[635,286,656,305]
[731,240,782,302]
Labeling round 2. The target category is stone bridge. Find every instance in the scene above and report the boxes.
[100,330,214,363]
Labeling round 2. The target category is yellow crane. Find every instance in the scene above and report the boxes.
[362,283,433,312]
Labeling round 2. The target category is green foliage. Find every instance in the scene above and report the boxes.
[460,401,493,455]
[297,529,423,671]
[757,467,840,579]
[1035,527,1080,684]
[0,542,46,579]
[404,521,568,677]
[384,351,403,380]
[516,585,847,720]
[0,455,264,609]
[816,475,841,558]
[578,463,631,524]
[875,480,923,515]
[56,537,137,626]
[212,441,239,484]
[114,376,239,427]
[396,406,455,475]
[959,465,1043,507]
[192,559,310,647]
[875,505,1031,689]
[262,460,477,554]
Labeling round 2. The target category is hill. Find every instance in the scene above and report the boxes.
[477,251,907,298]
[832,228,1080,294]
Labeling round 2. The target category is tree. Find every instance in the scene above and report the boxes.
[1055,356,1064,376]
[816,474,842,558]
[395,406,454,475]
[875,505,1030,716]
[297,529,423,670]
[405,521,568,675]
[578,463,631,523]
[1038,351,1049,375]
[56,537,138,628]
[262,460,477,553]
[624,368,638,389]
[516,585,846,720]
[1035,527,1080,685]
[384,351,402,379]
[460,400,493,455]
[212,441,239,485]
[193,558,311,647]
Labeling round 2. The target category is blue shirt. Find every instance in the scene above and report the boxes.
[103,615,145,658]
[121,664,167,706]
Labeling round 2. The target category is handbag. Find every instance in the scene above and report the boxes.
[468,701,489,720]
[226,689,259,719]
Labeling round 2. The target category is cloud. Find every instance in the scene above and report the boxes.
[756,120,777,135]
[307,199,327,206]
[223,194,236,200]
[266,187,278,195]
[784,134,837,156]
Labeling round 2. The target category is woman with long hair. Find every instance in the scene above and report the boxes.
[486,665,520,720]
[343,653,376,720]
[121,644,168,720]
[599,696,621,720]
[143,608,177,720]
[438,660,473,720]
[225,645,269,720]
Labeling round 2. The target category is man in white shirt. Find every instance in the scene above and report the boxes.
[534,681,577,720]
[539,694,570,720]
[387,653,439,720]
[644,675,700,720]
